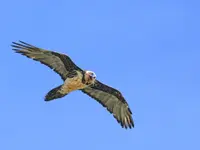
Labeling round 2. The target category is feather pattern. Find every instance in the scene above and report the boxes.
[12,40,134,129]
[11,41,82,80]
[81,80,134,129]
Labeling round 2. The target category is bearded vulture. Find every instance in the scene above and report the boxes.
[11,41,134,129]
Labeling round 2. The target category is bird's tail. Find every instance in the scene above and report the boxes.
[45,85,67,101]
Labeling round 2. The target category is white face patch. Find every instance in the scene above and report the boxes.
[86,70,96,78]
[85,70,96,85]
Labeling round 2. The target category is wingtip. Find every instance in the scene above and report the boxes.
[11,41,21,49]
[11,40,21,45]
[18,40,27,45]
[12,48,19,52]
[121,116,134,129]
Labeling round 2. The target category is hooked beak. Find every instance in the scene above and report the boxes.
[89,74,96,79]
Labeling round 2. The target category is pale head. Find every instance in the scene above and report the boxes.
[85,70,96,84]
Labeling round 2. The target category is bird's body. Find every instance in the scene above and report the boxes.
[12,41,134,129]
[62,71,86,93]
[45,70,95,101]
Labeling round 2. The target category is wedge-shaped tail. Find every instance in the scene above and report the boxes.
[45,85,67,101]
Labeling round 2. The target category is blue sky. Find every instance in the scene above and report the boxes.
[1,0,199,149]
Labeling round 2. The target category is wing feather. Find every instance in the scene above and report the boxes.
[12,41,82,80]
[81,80,134,129]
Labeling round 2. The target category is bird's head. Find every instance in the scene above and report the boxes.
[85,70,96,84]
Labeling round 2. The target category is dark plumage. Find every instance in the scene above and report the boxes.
[12,41,134,129]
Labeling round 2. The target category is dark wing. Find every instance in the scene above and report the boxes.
[81,80,134,129]
[11,41,82,81]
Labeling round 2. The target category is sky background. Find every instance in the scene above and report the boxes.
[0,0,200,149]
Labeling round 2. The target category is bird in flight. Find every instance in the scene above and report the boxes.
[11,41,134,129]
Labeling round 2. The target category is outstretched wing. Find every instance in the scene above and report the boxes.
[12,41,82,81]
[81,80,134,129]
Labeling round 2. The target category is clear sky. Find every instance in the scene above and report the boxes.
[1,0,199,149]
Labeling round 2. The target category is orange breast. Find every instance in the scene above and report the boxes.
[61,71,87,94]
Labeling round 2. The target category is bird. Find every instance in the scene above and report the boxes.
[11,41,134,129]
